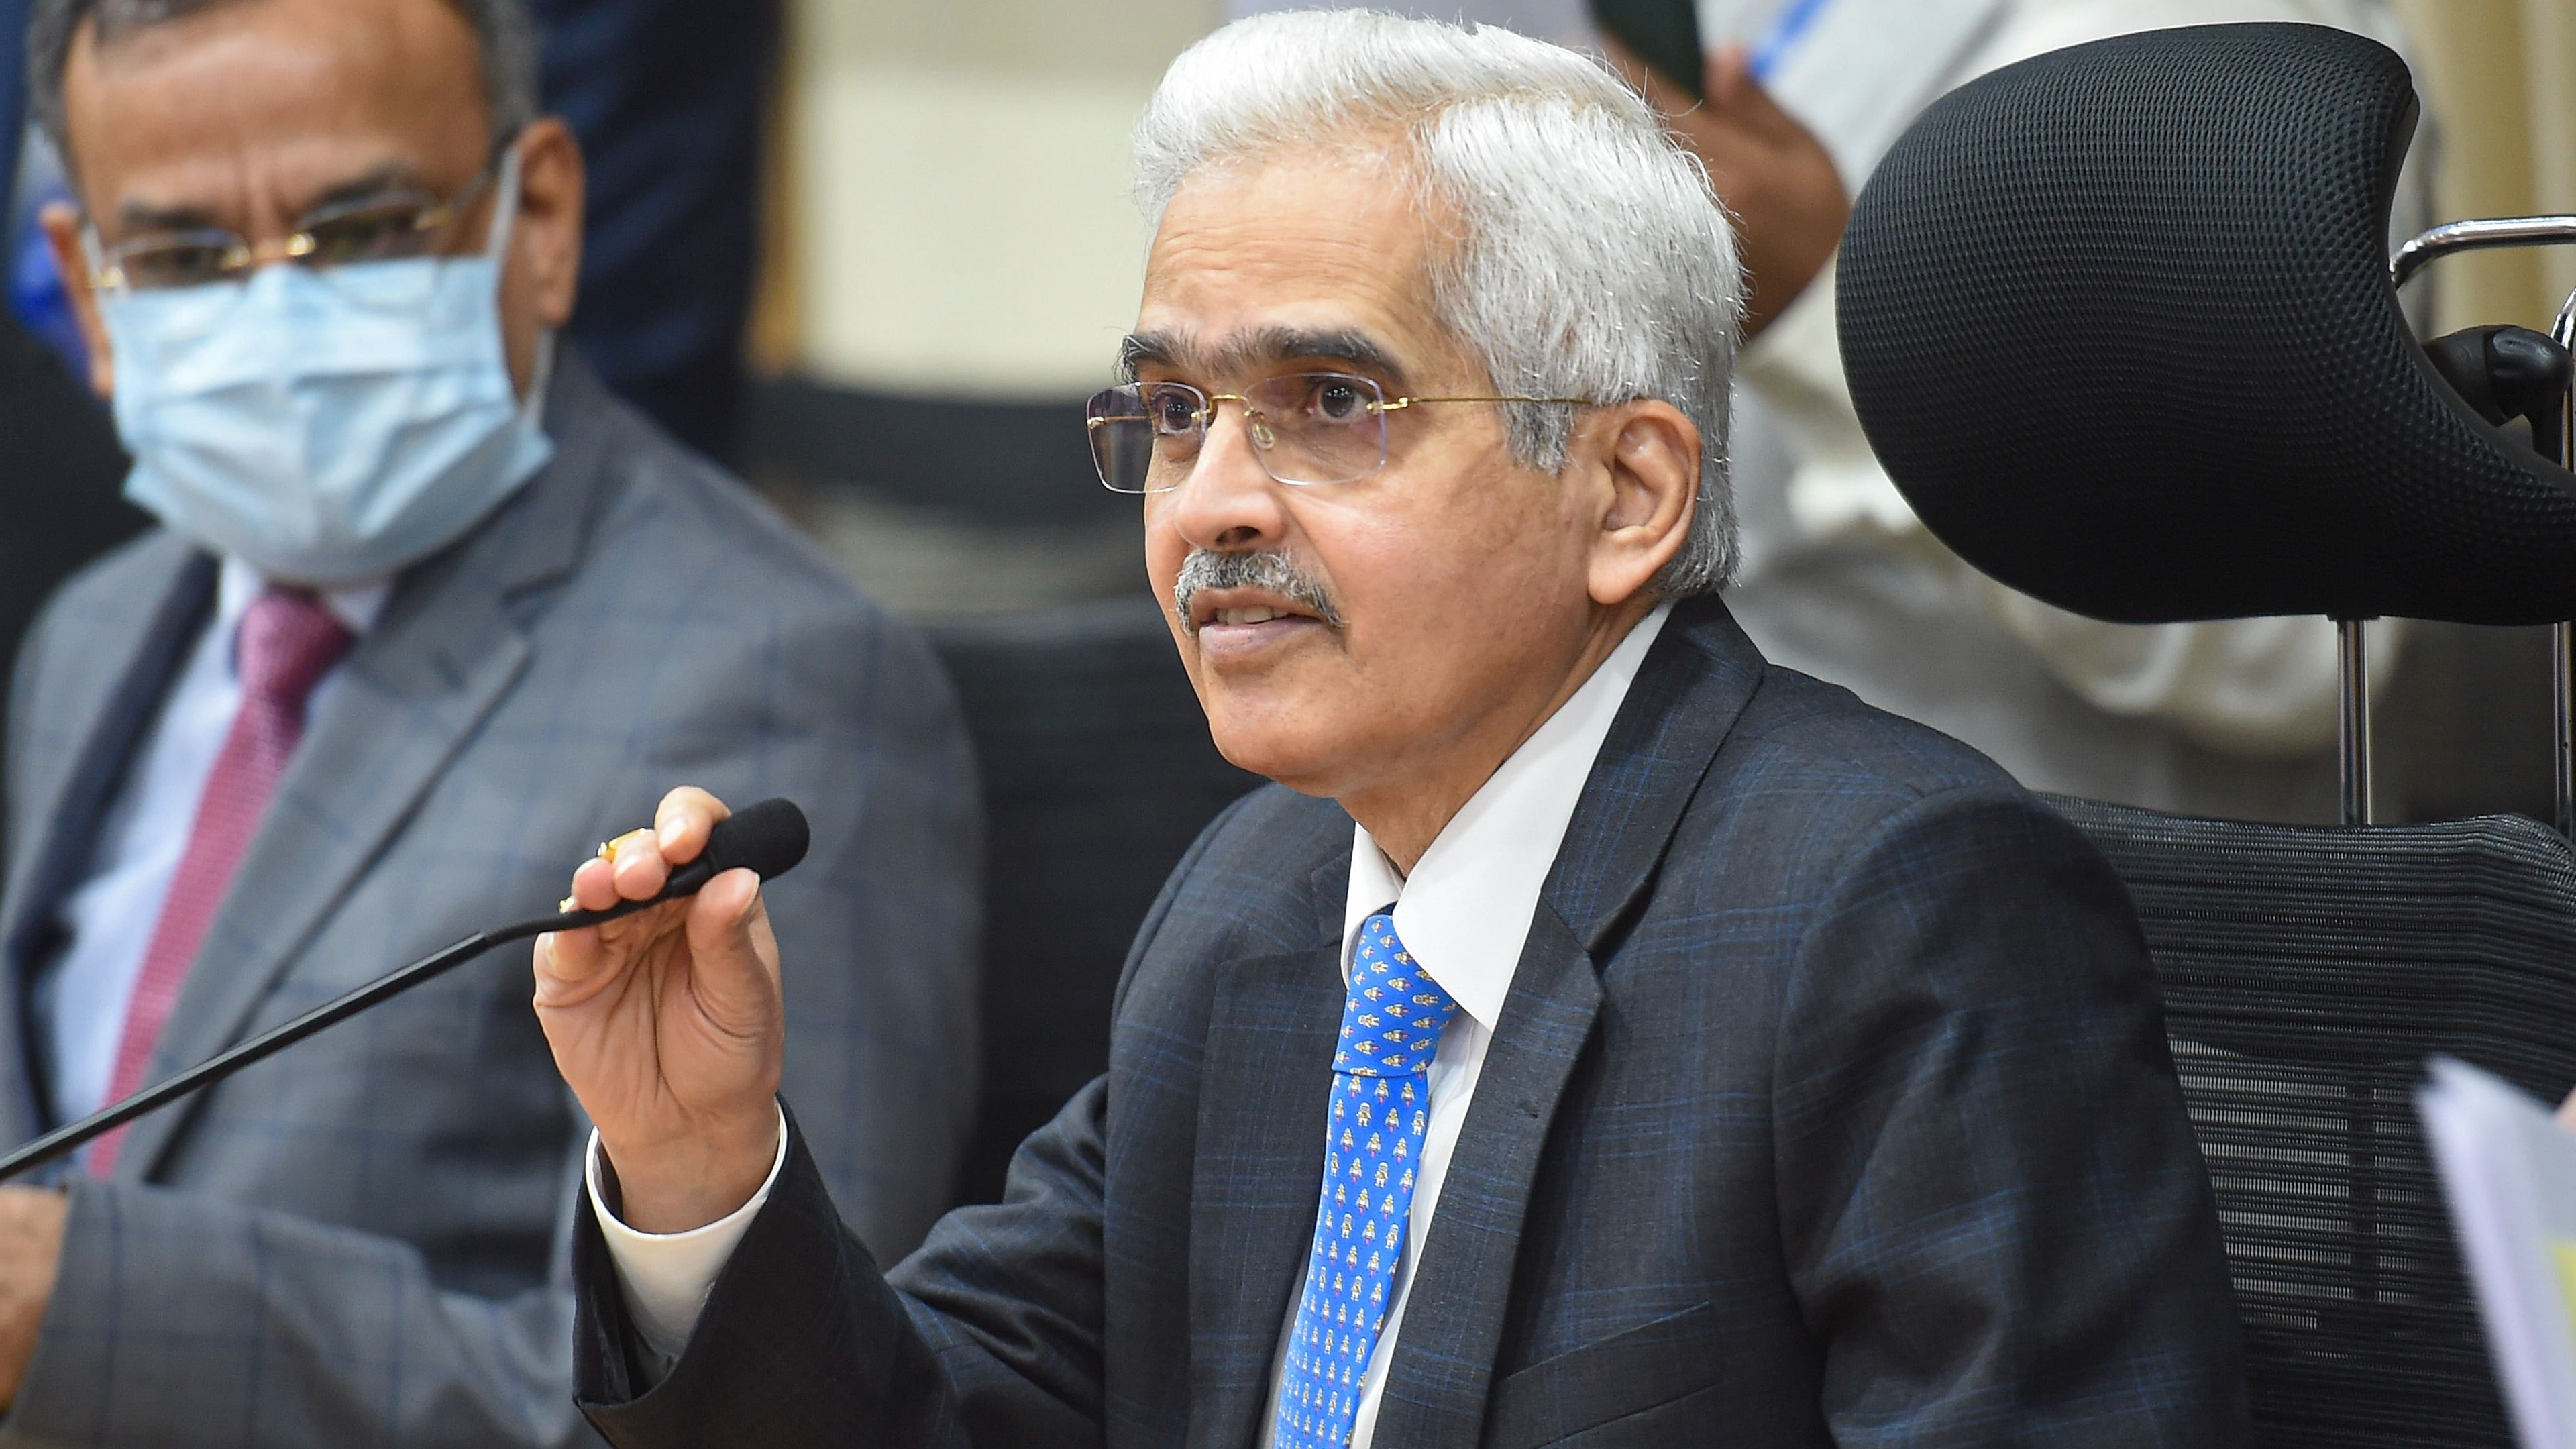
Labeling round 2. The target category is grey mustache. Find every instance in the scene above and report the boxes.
[1173,549,1344,635]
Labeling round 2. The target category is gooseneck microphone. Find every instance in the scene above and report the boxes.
[0,798,812,1183]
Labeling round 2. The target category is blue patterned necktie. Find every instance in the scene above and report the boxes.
[1273,912,1462,1449]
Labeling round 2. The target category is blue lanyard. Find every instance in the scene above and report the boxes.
[1748,0,1833,81]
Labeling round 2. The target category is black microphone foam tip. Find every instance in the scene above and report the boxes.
[701,798,811,883]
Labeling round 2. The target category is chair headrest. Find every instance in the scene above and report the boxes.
[1837,23,2576,626]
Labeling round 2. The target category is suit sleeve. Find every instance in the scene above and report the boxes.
[11,1134,600,1448]
[1770,787,2255,1448]
[572,792,1251,1448]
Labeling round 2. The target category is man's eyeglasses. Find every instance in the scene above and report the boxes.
[1083,372,1592,494]
[85,159,504,295]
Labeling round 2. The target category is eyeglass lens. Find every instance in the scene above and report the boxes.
[1084,372,1390,494]
[109,196,462,292]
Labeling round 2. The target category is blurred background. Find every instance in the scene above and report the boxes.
[745,0,2576,617]
[5,0,2575,792]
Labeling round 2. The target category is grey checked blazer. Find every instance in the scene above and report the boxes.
[574,595,2254,1448]
[0,358,981,1447]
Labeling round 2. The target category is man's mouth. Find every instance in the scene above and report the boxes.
[1171,549,1343,639]
[1208,604,1306,627]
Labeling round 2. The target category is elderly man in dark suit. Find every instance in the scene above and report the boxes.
[0,0,978,1443]
[539,11,2250,1447]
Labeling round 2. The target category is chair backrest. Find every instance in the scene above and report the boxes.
[2055,799,2576,1448]
[926,598,1260,1206]
[1835,21,2576,1445]
[1839,23,2576,627]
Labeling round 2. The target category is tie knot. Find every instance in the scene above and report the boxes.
[235,588,355,711]
[1334,912,1458,1077]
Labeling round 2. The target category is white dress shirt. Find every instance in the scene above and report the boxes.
[591,600,1676,1431]
[36,557,385,1125]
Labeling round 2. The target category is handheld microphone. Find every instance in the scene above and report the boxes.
[0,798,811,1183]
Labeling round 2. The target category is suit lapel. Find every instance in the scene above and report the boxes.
[1367,904,1599,1448]
[1185,854,1350,1449]
[0,542,213,1146]
[1368,596,1769,1448]
[109,363,619,1181]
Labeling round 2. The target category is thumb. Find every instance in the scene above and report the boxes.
[680,869,780,1032]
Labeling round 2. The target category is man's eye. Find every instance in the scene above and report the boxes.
[1148,388,1199,434]
[305,208,431,266]
[1314,380,1365,421]
[129,245,230,286]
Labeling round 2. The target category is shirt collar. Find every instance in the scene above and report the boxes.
[216,554,390,639]
[1341,599,1675,1032]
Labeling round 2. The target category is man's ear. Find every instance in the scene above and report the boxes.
[1580,400,1700,607]
[498,117,584,394]
[38,201,113,400]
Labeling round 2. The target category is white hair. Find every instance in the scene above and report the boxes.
[1133,9,1743,596]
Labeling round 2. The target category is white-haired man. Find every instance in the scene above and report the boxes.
[538,13,2251,1446]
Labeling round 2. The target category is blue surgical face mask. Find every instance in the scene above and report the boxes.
[95,149,555,586]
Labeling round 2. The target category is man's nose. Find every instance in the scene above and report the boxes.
[1163,405,1291,553]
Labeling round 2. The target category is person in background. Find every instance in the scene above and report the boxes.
[528,0,779,464]
[541,14,2248,1446]
[1236,0,2423,822]
[0,0,979,1442]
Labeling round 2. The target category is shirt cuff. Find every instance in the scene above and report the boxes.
[584,1105,789,1370]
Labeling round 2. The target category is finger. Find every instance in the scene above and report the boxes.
[653,786,731,865]
[677,869,781,1036]
[1701,42,1752,110]
[608,828,672,902]
[532,928,609,1001]
[569,856,621,913]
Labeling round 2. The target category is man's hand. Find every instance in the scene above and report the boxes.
[1607,40,1851,337]
[0,1188,65,1407]
[533,787,785,1234]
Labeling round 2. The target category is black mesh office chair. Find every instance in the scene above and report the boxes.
[925,599,1260,1207]
[1839,23,2576,1448]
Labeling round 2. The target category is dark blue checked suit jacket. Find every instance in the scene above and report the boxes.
[574,594,2254,1448]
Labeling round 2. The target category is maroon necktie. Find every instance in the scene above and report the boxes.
[89,588,354,1175]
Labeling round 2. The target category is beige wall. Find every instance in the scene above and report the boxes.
[759,0,1222,401]
[757,1,2576,395]
[2394,0,2576,332]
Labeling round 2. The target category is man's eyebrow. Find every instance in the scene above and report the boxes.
[1226,327,1411,387]
[111,163,434,235]
[1116,326,1413,388]
[304,164,436,215]
[1118,331,1181,383]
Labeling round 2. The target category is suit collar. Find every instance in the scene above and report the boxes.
[104,359,625,1180]
[1308,592,1764,957]
[1341,602,1674,1034]
[1538,592,1764,951]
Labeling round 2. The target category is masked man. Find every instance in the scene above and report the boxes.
[539,13,2251,1447]
[0,0,980,1442]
